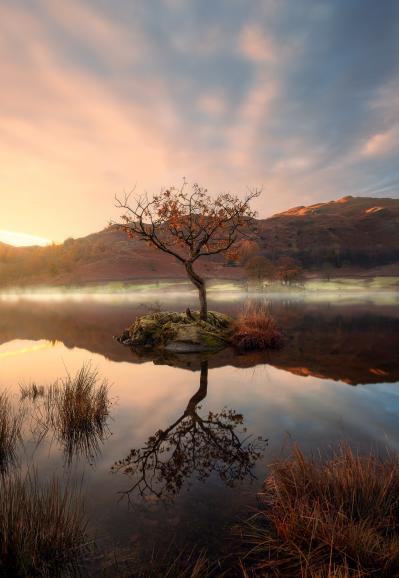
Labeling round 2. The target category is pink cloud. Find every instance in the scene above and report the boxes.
[362,130,398,157]
[238,24,275,62]
[197,93,227,116]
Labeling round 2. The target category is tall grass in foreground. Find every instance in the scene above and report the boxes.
[239,445,399,577]
[102,545,216,577]
[0,471,89,577]
[20,382,45,401]
[0,391,23,474]
[43,364,111,463]
[232,302,282,351]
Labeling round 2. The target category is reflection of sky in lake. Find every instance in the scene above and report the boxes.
[0,294,398,551]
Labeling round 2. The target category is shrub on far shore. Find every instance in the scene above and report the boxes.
[232,302,282,351]
[239,445,399,577]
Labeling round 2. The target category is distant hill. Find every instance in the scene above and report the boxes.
[0,195,398,287]
[256,196,399,270]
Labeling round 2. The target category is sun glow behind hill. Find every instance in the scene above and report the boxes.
[0,230,51,247]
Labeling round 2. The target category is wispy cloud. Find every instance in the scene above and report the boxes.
[238,24,276,62]
[0,0,398,241]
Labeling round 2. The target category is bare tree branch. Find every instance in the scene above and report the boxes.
[114,181,261,319]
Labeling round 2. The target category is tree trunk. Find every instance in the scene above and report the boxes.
[185,361,208,415]
[185,261,208,320]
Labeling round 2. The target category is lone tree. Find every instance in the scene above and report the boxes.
[116,181,260,320]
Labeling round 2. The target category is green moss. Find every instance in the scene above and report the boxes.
[125,311,233,352]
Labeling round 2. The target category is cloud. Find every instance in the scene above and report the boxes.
[0,0,398,241]
[362,130,398,157]
[39,0,141,68]
[225,75,279,170]
[238,24,275,62]
[197,93,227,116]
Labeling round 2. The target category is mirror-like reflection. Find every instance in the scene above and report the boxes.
[113,361,266,500]
[0,292,398,569]
[21,365,112,465]
[1,297,398,384]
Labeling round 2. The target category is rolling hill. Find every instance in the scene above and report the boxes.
[0,195,398,287]
[257,195,399,270]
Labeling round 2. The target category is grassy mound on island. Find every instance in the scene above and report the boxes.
[232,302,282,351]
[117,310,233,353]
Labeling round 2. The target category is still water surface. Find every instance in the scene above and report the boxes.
[1,291,399,565]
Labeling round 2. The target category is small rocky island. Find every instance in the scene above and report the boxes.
[114,183,270,354]
[117,310,233,353]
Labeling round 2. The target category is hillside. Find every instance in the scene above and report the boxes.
[0,195,398,287]
[257,196,399,270]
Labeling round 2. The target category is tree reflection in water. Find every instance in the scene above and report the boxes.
[112,361,266,500]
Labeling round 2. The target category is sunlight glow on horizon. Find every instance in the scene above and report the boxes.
[0,230,52,247]
[0,1,398,240]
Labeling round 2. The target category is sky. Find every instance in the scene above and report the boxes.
[1,0,399,245]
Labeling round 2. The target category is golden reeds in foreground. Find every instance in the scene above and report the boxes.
[0,391,23,474]
[0,471,89,576]
[239,445,399,577]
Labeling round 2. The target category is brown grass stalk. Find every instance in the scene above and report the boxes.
[239,445,399,577]
[0,391,23,474]
[20,382,45,401]
[34,364,111,464]
[232,302,282,351]
[0,470,89,576]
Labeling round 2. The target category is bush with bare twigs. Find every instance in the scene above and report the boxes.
[232,303,282,351]
[239,445,399,577]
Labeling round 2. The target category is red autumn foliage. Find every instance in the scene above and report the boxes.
[116,181,260,319]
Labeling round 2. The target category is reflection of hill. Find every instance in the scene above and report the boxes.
[0,299,398,385]
[269,309,399,385]
[0,299,136,362]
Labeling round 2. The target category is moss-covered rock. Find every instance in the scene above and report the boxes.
[117,311,233,352]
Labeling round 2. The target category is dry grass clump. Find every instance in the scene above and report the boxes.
[239,445,399,577]
[20,382,45,401]
[44,364,111,463]
[102,545,216,578]
[0,391,23,474]
[0,471,89,576]
[232,302,282,351]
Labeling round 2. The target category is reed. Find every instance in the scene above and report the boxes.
[102,545,217,577]
[0,471,89,576]
[45,364,111,463]
[232,302,282,351]
[239,445,399,577]
[20,382,45,401]
[0,391,23,474]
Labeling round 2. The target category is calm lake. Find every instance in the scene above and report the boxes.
[1,287,399,571]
